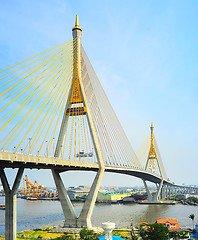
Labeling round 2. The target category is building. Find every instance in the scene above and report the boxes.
[156,219,180,230]
[67,186,90,200]
[97,191,131,203]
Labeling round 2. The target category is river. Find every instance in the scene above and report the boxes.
[0,196,197,235]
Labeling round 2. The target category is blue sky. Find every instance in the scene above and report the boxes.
[0,0,198,187]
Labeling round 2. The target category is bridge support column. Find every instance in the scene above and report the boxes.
[172,186,175,196]
[169,186,172,196]
[154,180,163,201]
[0,167,24,240]
[171,186,176,196]
[77,168,104,228]
[172,187,175,195]
[143,180,152,201]
[52,167,104,229]
[163,185,167,199]
[52,169,77,227]
[161,184,167,199]
[164,185,168,198]
[167,185,171,198]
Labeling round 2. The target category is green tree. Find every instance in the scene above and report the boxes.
[169,231,180,240]
[189,214,195,229]
[80,228,97,240]
[140,223,169,240]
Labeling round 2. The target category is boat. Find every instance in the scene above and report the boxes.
[26,197,38,201]
[0,204,5,210]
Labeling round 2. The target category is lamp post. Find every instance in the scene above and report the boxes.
[53,137,55,155]
[28,138,32,153]
[45,141,48,157]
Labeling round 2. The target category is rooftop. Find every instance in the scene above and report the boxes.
[156,219,180,230]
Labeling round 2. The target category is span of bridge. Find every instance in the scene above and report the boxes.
[0,150,185,185]
[0,149,196,194]
[0,15,197,240]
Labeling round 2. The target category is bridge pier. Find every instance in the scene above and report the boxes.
[77,168,104,228]
[52,167,104,229]
[154,180,163,201]
[0,167,24,240]
[142,180,152,201]
[143,179,170,202]
[166,185,171,198]
[161,184,168,199]
[52,169,77,227]
[143,179,168,202]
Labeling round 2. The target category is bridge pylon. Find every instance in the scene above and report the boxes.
[52,15,105,229]
[143,122,166,202]
[145,122,164,177]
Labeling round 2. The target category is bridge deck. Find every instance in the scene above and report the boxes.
[0,151,170,184]
[1,151,197,190]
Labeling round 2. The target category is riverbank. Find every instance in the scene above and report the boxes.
[0,226,131,240]
[0,225,194,240]
[0,226,67,240]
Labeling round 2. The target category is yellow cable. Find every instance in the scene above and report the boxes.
[62,90,72,158]
[39,66,73,155]
[0,42,74,99]
[25,65,72,153]
[0,53,73,134]
[74,112,77,160]
[52,42,78,157]
[1,62,68,150]
[0,53,72,125]
[68,116,74,159]
[81,114,85,161]
[37,79,67,155]
[45,88,68,156]
[1,39,76,152]
[53,96,68,158]
[2,75,60,150]
[82,116,88,162]
[78,113,81,161]
[15,59,73,152]
[48,76,72,155]
[0,40,73,85]
[0,39,73,73]
[0,46,73,101]
[36,67,72,154]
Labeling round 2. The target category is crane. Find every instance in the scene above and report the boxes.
[24,175,47,198]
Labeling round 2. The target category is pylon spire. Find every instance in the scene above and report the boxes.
[75,14,79,27]
[72,14,82,31]
[149,122,155,156]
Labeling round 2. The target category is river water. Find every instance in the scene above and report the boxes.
[0,196,198,235]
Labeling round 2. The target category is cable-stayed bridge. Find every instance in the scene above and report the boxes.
[0,15,197,239]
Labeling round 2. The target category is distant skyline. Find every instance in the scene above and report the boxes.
[0,0,197,187]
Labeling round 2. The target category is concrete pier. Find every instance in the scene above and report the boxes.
[0,167,24,240]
